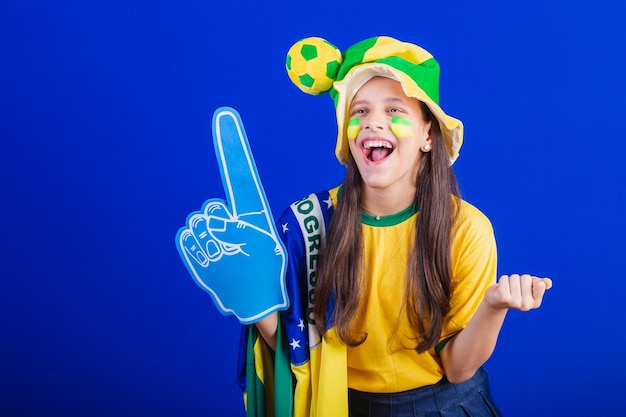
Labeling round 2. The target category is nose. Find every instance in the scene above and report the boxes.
[363,116,384,130]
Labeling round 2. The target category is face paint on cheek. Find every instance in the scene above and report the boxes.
[391,116,413,138]
[347,117,361,140]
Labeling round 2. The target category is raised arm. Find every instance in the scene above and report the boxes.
[255,312,279,350]
[440,274,552,383]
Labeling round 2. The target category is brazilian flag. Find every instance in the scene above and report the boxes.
[243,316,294,417]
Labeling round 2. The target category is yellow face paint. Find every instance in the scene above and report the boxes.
[347,117,361,140]
[391,116,413,138]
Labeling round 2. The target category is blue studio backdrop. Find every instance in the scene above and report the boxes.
[1,1,625,416]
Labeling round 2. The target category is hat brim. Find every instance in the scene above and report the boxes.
[333,64,463,165]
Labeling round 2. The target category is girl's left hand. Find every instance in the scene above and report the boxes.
[484,274,553,311]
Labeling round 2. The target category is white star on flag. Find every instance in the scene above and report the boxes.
[290,338,301,350]
[297,318,305,331]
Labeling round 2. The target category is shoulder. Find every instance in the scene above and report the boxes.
[450,199,498,283]
[278,185,340,219]
[455,198,494,235]
[276,185,339,238]
[451,198,496,255]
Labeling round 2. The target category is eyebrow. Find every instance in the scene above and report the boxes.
[350,97,407,108]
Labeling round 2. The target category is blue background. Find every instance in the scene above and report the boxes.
[2,1,625,415]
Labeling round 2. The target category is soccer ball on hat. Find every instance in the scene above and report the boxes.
[286,37,342,95]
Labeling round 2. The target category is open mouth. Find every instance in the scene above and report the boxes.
[363,139,394,162]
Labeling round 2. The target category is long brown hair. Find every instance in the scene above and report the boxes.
[313,102,460,353]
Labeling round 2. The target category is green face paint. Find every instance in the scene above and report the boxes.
[391,116,413,138]
[347,117,361,140]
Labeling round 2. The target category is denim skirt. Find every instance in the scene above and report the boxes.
[348,367,502,417]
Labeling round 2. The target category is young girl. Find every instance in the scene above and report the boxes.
[244,36,551,417]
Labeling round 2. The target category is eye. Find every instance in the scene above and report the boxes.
[351,108,366,116]
[388,108,402,114]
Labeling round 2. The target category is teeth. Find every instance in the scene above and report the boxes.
[364,140,392,149]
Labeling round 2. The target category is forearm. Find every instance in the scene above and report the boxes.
[439,301,508,383]
[254,312,278,350]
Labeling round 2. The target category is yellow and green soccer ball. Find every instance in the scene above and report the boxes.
[286,37,343,95]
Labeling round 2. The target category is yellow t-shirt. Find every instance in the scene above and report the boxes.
[328,189,497,393]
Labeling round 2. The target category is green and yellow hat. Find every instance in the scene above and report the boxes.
[286,36,464,165]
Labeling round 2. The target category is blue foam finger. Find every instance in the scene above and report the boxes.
[175,107,289,324]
